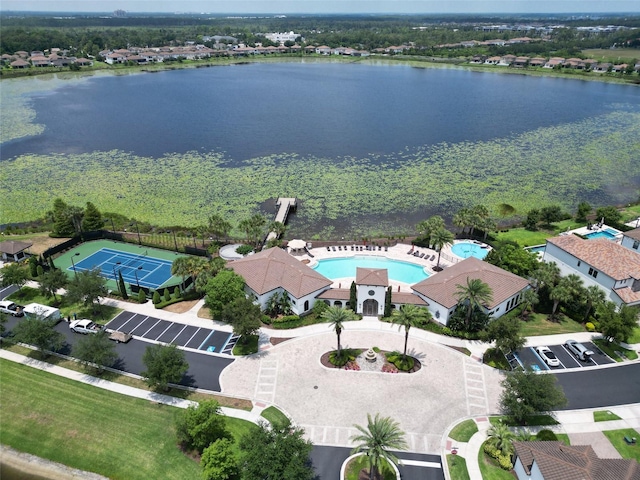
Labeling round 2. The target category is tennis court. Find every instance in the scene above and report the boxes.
[58,240,186,291]
[71,248,172,290]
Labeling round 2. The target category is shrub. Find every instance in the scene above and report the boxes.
[163,288,171,302]
[385,351,415,371]
[329,348,358,367]
[312,300,329,316]
[273,315,300,324]
[484,443,500,459]
[138,289,146,303]
[585,322,596,332]
[536,429,557,441]
[235,244,253,255]
[173,286,180,298]
[152,290,161,304]
[261,314,272,325]
[498,454,513,470]
[175,400,231,454]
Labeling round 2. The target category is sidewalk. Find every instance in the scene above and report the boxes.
[448,405,640,480]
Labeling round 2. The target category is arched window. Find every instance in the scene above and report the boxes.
[304,300,309,311]
[334,301,343,308]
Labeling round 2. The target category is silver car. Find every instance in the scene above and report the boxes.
[69,319,102,334]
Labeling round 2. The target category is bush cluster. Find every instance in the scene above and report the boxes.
[483,443,513,470]
[385,351,414,371]
[329,348,359,367]
[536,429,558,441]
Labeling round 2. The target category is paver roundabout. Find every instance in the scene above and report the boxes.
[219,328,504,454]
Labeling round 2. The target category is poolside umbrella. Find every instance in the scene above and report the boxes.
[288,239,307,255]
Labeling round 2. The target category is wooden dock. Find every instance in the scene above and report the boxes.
[266,197,297,243]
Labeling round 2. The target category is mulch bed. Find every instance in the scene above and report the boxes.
[270,337,292,346]
[320,350,421,373]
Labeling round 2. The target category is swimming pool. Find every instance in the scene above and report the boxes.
[585,228,618,240]
[313,256,429,284]
[451,242,490,260]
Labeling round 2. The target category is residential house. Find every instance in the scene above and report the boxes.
[315,46,332,55]
[513,57,530,68]
[528,57,546,67]
[10,59,30,68]
[543,235,640,307]
[593,63,611,72]
[484,56,501,65]
[411,257,531,325]
[499,54,516,66]
[513,441,640,480]
[621,227,640,253]
[544,57,565,68]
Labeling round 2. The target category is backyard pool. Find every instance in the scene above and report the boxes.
[585,228,619,240]
[450,242,490,260]
[313,256,429,284]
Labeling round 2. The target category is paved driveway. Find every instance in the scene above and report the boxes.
[220,330,504,454]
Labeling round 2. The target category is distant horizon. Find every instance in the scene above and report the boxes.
[2,1,639,15]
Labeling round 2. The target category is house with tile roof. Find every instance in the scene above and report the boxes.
[513,441,640,480]
[543,235,640,307]
[410,257,531,324]
[621,227,640,253]
[228,247,332,315]
[0,240,33,261]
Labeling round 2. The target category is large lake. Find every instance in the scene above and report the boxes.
[3,62,640,161]
[2,61,639,237]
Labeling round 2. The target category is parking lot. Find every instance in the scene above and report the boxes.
[106,311,239,355]
[514,342,615,371]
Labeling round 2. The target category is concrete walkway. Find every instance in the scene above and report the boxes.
[448,405,640,480]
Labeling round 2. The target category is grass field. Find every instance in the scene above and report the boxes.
[449,419,479,442]
[602,429,640,461]
[582,49,640,64]
[260,406,290,425]
[518,313,585,337]
[0,359,257,480]
[594,410,622,422]
[494,219,584,247]
[447,454,470,480]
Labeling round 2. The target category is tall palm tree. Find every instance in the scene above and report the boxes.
[452,208,470,235]
[391,304,431,359]
[431,227,454,271]
[549,282,572,318]
[454,278,493,330]
[321,306,354,358]
[350,413,408,480]
[486,421,515,456]
[519,288,539,319]
[583,285,606,322]
[531,262,560,292]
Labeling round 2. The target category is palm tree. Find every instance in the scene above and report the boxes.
[431,227,454,271]
[268,221,287,239]
[519,288,539,319]
[350,413,408,480]
[171,256,192,289]
[452,208,470,235]
[583,285,606,322]
[321,306,354,358]
[391,305,431,359]
[486,421,515,456]
[549,282,572,318]
[531,262,560,292]
[454,278,493,330]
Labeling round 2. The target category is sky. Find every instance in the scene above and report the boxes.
[1,0,639,14]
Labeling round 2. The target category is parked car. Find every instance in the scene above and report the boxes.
[69,319,102,334]
[536,346,560,367]
[0,300,24,317]
[565,340,594,361]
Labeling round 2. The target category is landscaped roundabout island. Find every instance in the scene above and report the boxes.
[320,347,422,374]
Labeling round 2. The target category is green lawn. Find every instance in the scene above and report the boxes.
[446,454,470,480]
[232,334,259,355]
[449,419,479,442]
[260,406,290,425]
[602,429,640,461]
[518,313,585,337]
[0,359,257,479]
[490,415,559,427]
[627,326,640,345]
[345,455,396,480]
[8,286,121,325]
[594,411,622,422]
[494,219,584,247]
[593,339,639,361]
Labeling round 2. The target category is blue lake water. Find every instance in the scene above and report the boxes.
[3,62,639,162]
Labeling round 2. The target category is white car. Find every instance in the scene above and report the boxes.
[0,300,24,317]
[536,346,560,367]
[69,319,102,334]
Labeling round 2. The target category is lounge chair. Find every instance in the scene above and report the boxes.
[430,254,435,261]
[384,246,388,251]
[419,253,425,258]
[327,246,331,251]
[350,245,354,251]
[332,246,336,251]
[378,246,382,251]
[407,249,413,255]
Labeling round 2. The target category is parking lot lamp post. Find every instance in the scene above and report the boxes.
[70,253,80,278]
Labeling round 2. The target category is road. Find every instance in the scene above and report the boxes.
[311,446,445,480]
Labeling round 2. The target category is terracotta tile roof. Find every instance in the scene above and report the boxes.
[229,247,331,298]
[624,227,640,241]
[317,288,351,300]
[0,240,33,255]
[411,257,530,309]
[513,441,640,480]
[546,236,640,281]
[356,268,388,287]
[615,285,640,305]
[391,292,428,305]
